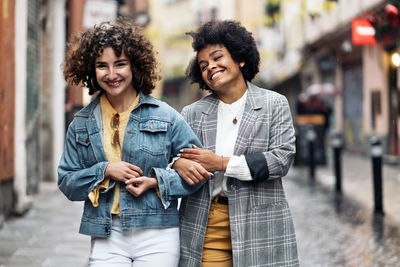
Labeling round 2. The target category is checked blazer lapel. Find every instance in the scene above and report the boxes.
[200,83,264,156]
[233,82,263,156]
[198,95,219,198]
[200,95,219,152]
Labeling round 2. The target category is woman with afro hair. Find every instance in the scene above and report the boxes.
[58,19,209,266]
[173,20,299,266]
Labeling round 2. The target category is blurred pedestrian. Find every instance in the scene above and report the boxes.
[173,20,299,267]
[296,92,309,115]
[58,19,208,267]
[307,94,331,133]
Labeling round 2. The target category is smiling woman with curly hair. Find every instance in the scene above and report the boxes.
[64,18,159,95]
[58,18,208,267]
[185,20,260,93]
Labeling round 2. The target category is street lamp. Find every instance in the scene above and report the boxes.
[391,51,400,67]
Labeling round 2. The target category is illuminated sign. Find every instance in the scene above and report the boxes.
[352,18,376,45]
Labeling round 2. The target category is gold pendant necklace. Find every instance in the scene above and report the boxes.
[226,106,238,124]
[220,100,239,125]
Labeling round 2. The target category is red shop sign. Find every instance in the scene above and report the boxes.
[352,18,376,45]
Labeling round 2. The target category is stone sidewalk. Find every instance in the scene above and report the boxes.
[0,182,90,267]
[298,150,400,223]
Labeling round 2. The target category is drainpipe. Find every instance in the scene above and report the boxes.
[52,0,67,181]
[14,0,32,214]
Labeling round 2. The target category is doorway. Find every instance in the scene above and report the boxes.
[342,62,364,152]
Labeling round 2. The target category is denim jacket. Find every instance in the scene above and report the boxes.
[58,93,203,237]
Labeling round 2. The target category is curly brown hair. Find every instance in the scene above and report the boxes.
[63,18,160,95]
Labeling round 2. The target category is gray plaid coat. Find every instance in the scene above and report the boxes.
[178,82,299,267]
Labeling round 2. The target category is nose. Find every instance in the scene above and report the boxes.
[106,67,118,80]
[206,62,217,72]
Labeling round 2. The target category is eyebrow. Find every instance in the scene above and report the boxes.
[198,49,224,65]
[95,59,129,65]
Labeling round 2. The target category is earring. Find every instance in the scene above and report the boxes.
[240,62,245,68]
[138,78,144,88]
[134,72,144,88]
[90,77,98,90]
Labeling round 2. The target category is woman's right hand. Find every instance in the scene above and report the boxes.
[172,158,213,186]
[104,161,143,183]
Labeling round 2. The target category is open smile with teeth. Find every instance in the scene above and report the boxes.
[107,80,122,87]
[210,70,224,81]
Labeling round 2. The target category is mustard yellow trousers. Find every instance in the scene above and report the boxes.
[201,196,233,267]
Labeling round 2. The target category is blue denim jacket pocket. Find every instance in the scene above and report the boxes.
[139,120,168,156]
[75,131,97,166]
[121,189,164,211]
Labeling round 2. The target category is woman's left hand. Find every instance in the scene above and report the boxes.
[178,145,223,172]
[125,176,158,197]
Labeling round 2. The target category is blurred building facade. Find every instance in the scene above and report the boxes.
[0,0,67,224]
[148,0,400,160]
[0,0,16,224]
[260,0,399,160]
[146,0,201,111]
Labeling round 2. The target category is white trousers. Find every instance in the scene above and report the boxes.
[89,217,180,267]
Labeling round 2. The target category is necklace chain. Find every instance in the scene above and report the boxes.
[220,91,247,125]
[223,104,239,124]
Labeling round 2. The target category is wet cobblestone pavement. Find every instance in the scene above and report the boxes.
[286,151,400,266]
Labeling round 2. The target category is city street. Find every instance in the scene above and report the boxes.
[286,151,400,266]
[1,151,400,266]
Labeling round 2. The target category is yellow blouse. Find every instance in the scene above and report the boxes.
[88,93,140,215]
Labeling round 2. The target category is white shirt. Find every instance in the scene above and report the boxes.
[212,90,251,198]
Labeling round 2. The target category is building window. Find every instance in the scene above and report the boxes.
[265,0,280,27]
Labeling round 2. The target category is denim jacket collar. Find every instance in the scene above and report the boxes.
[74,92,160,119]
[72,92,162,165]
